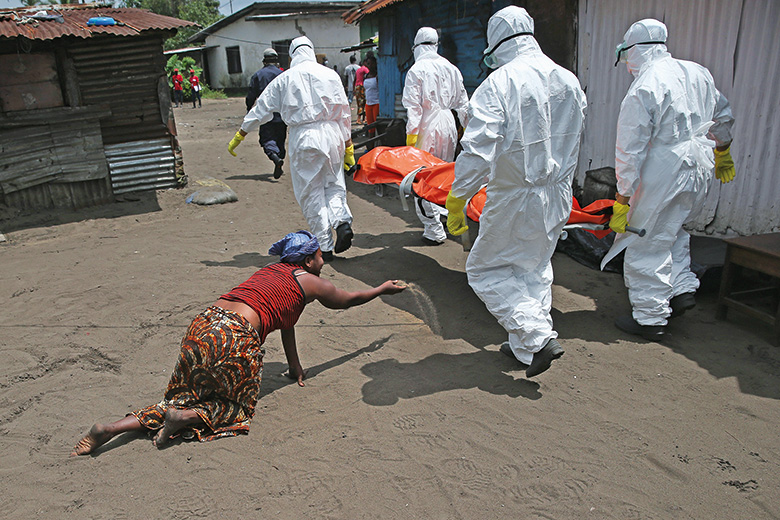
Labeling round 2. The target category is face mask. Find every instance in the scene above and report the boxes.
[482,31,533,69]
[614,40,665,66]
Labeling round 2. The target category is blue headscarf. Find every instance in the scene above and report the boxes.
[268,230,320,263]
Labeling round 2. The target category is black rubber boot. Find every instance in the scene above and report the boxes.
[499,342,529,367]
[269,153,284,179]
[334,223,354,254]
[669,292,696,319]
[614,315,665,341]
[526,338,564,378]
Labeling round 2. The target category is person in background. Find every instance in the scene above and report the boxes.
[189,69,202,108]
[71,231,407,456]
[246,48,287,179]
[604,18,735,340]
[171,68,184,108]
[446,6,586,378]
[344,55,360,105]
[363,54,379,137]
[228,37,356,261]
[354,58,369,124]
[402,26,469,245]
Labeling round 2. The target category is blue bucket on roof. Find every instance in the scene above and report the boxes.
[87,17,116,26]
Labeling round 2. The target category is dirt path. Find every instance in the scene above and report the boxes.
[1,98,779,519]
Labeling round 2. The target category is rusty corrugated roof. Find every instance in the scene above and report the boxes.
[342,0,404,24]
[0,5,197,41]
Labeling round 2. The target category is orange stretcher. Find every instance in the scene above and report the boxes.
[352,146,620,239]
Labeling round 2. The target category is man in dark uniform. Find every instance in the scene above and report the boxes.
[246,48,287,179]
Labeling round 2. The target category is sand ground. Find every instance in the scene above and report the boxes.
[1,98,779,519]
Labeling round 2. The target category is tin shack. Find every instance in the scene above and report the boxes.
[0,5,196,212]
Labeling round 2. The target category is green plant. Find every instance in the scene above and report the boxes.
[165,55,205,100]
[202,84,227,99]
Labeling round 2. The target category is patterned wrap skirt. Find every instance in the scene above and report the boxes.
[132,306,265,442]
[354,85,366,116]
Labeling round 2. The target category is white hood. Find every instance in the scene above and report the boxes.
[289,36,316,68]
[413,27,439,61]
[484,6,539,68]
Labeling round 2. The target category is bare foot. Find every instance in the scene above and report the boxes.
[153,408,193,448]
[71,423,113,456]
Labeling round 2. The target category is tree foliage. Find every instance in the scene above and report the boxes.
[120,0,222,51]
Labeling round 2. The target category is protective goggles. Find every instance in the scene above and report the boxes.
[412,41,437,51]
[482,31,533,69]
[614,40,665,66]
[290,42,313,55]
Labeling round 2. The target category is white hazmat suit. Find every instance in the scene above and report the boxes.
[451,6,586,364]
[402,27,470,243]
[602,19,734,327]
[241,37,353,254]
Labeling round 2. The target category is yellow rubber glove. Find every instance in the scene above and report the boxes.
[228,131,244,156]
[406,134,418,147]
[714,146,735,183]
[343,144,355,172]
[609,201,630,233]
[445,192,469,236]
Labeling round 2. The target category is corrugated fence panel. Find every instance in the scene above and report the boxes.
[577,0,778,235]
[104,138,177,194]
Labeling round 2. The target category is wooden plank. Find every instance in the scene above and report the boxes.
[724,233,780,258]
[0,81,64,112]
[728,245,780,279]
[0,105,111,128]
[0,53,58,87]
[721,297,777,326]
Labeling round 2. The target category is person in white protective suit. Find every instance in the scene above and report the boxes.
[604,19,735,340]
[445,6,587,378]
[402,26,470,245]
[228,37,356,261]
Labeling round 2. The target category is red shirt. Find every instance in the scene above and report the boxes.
[355,66,369,87]
[189,74,200,88]
[219,263,306,342]
[172,74,183,90]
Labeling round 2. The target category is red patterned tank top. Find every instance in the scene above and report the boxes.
[219,263,306,343]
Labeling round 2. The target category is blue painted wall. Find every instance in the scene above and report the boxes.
[365,0,576,118]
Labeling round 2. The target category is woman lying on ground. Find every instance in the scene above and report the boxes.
[72,230,406,456]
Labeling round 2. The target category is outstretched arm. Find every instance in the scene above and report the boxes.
[298,275,405,310]
[281,327,306,386]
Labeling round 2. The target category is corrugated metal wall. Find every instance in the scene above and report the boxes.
[105,138,177,194]
[68,35,171,145]
[0,107,114,210]
[578,0,780,235]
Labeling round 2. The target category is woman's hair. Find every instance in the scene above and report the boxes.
[366,56,377,76]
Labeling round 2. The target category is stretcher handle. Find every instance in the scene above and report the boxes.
[398,166,425,212]
[559,222,647,241]
[625,225,646,237]
[460,208,471,252]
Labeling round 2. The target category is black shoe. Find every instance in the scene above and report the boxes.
[499,342,529,368]
[321,251,334,261]
[669,292,696,319]
[614,315,665,341]
[269,153,284,179]
[334,223,353,254]
[421,237,444,246]
[526,339,564,378]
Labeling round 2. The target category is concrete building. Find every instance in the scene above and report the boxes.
[188,0,361,92]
